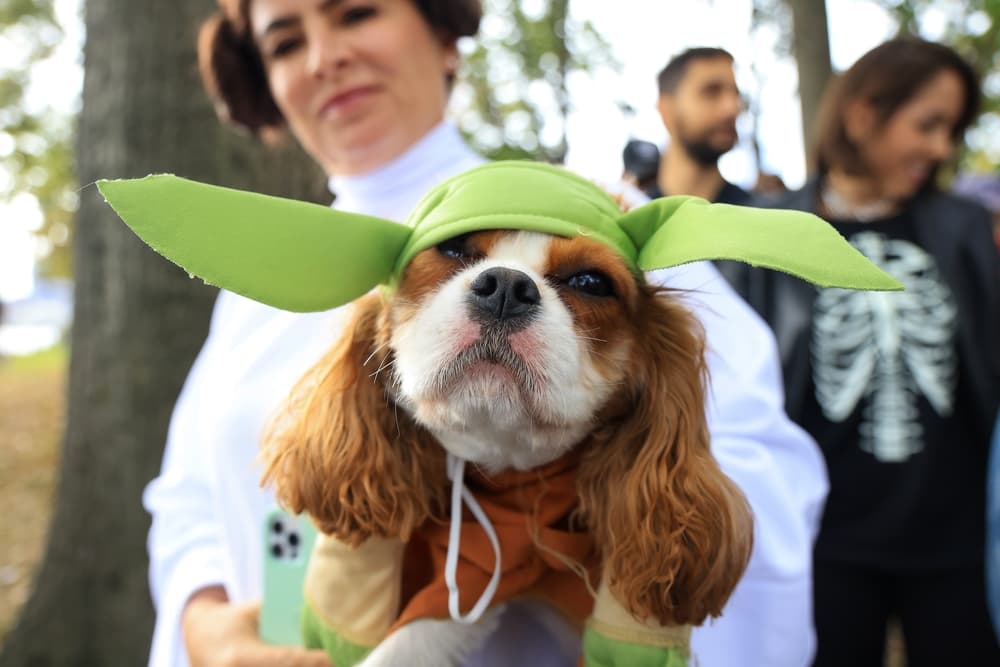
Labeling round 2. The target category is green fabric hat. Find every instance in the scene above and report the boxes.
[97,160,901,313]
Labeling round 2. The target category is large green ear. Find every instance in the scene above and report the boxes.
[97,175,412,312]
[619,196,903,290]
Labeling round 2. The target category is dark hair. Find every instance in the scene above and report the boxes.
[198,0,482,136]
[622,139,660,183]
[814,36,980,178]
[656,47,734,96]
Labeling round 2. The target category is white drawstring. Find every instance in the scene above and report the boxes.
[444,452,502,624]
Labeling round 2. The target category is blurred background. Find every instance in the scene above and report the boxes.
[0,0,997,664]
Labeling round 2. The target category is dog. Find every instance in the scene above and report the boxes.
[261,226,754,666]
[97,160,899,666]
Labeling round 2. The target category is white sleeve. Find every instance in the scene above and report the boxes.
[648,263,828,667]
[142,292,238,667]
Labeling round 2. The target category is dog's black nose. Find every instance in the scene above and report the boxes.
[469,267,540,323]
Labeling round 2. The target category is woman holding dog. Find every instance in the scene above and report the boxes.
[729,38,1000,665]
[143,1,829,666]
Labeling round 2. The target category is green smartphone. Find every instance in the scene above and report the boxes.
[259,508,318,646]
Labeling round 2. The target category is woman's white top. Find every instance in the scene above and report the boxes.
[144,121,827,667]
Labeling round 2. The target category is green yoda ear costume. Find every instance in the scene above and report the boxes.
[97,160,901,667]
[97,160,901,314]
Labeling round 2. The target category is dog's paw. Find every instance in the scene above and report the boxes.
[359,606,506,667]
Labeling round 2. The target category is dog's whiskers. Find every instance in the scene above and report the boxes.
[576,334,609,345]
[370,353,396,383]
[392,400,402,437]
[363,340,392,368]
[586,351,624,366]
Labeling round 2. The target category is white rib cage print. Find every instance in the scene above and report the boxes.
[811,232,956,462]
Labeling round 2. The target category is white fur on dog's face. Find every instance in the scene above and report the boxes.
[386,231,638,472]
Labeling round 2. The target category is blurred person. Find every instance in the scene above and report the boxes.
[142,2,830,666]
[651,47,749,205]
[727,37,1000,666]
[621,138,660,196]
[651,47,755,289]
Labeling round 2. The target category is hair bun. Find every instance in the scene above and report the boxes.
[197,10,284,134]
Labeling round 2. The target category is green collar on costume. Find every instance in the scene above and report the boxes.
[96,160,901,313]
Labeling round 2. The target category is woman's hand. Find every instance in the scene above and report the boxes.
[182,586,333,667]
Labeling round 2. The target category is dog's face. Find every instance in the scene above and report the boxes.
[263,226,753,627]
[385,230,640,471]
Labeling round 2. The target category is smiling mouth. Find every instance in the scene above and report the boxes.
[320,86,378,116]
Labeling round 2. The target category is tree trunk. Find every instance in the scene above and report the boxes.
[787,0,833,172]
[551,0,570,164]
[0,0,324,664]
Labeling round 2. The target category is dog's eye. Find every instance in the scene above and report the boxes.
[566,270,614,297]
[436,236,471,259]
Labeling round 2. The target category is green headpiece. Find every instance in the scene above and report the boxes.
[97,160,900,312]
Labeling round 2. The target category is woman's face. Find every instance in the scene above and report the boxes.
[855,68,967,201]
[250,0,457,176]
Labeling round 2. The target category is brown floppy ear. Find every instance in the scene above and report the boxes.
[577,285,753,626]
[261,292,446,545]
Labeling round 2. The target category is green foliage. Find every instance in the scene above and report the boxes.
[751,0,793,58]
[452,0,617,163]
[0,0,78,279]
[0,0,57,26]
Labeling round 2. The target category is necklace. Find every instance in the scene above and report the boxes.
[820,184,898,222]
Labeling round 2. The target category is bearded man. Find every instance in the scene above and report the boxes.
[651,47,750,206]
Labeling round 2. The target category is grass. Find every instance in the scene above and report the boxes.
[0,345,66,643]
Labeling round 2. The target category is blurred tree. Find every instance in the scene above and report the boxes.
[749,0,833,173]
[0,0,76,278]
[452,0,616,162]
[0,0,325,664]
[876,0,1000,169]
[786,0,832,169]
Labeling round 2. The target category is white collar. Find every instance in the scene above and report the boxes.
[326,121,482,219]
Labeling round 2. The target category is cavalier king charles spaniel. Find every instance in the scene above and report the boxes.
[261,228,753,666]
